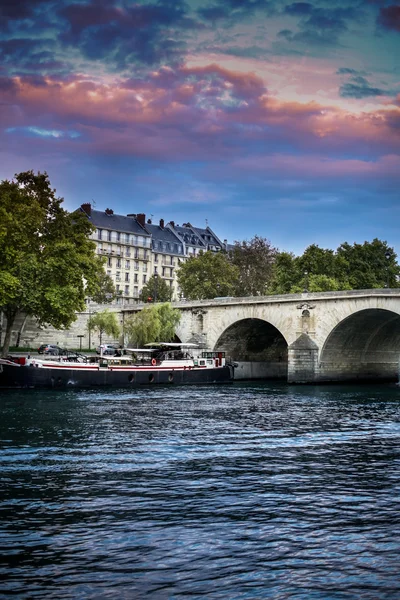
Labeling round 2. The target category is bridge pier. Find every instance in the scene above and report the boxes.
[288,333,319,384]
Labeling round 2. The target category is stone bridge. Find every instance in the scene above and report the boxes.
[5,289,400,384]
[167,289,400,383]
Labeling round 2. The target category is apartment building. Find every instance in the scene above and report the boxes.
[79,204,229,303]
[79,204,152,304]
[143,218,185,300]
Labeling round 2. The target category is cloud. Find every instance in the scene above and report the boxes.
[198,0,276,22]
[340,75,386,98]
[57,0,199,69]
[282,2,358,47]
[377,4,400,32]
[2,63,400,167]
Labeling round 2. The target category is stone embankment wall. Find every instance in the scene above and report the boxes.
[1,304,123,351]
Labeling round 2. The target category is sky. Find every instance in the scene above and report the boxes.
[1,0,400,256]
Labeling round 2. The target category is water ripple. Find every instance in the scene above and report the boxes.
[1,382,400,598]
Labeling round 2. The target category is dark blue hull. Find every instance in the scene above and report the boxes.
[0,364,234,389]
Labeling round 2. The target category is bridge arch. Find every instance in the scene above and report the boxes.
[319,308,400,382]
[213,317,289,380]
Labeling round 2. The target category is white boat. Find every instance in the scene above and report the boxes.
[0,343,236,389]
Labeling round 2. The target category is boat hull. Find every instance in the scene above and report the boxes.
[0,363,234,389]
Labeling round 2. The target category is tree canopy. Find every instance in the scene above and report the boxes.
[0,170,114,356]
[123,303,181,347]
[268,240,399,294]
[139,274,173,303]
[177,251,240,300]
[229,235,278,296]
[87,309,120,347]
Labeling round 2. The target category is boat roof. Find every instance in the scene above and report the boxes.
[99,355,135,361]
[144,342,199,348]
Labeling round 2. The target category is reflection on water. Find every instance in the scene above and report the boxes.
[1,382,400,599]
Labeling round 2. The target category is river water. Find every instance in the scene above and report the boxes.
[1,381,400,599]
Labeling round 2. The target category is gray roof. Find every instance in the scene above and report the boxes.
[191,226,223,248]
[80,208,150,236]
[145,222,184,254]
[170,225,206,248]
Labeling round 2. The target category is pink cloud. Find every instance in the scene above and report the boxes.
[1,63,399,162]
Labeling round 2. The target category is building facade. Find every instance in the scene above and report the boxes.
[79,204,229,304]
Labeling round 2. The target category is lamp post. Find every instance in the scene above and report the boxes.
[385,251,391,288]
[304,270,309,293]
[77,335,84,351]
[154,273,158,303]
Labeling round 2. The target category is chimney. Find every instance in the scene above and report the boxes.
[136,213,146,227]
[159,218,164,229]
[81,202,91,216]
[105,208,114,215]
[147,218,152,224]
[169,221,175,228]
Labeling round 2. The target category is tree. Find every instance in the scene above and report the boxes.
[337,239,399,289]
[177,251,240,300]
[0,170,114,356]
[268,251,299,294]
[229,235,278,296]
[140,274,172,303]
[268,240,399,294]
[124,303,181,347]
[87,309,120,346]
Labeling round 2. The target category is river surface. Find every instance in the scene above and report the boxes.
[1,381,400,599]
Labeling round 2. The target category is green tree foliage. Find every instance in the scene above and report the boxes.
[229,235,278,296]
[0,170,114,356]
[177,251,240,300]
[139,274,172,303]
[337,239,399,289]
[124,303,181,347]
[266,252,298,294]
[87,309,120,346]
[269,240,398,294]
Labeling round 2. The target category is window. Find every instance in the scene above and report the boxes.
[107,257,112,267]
[116,259,121,268]
[125,273,129,282]
[107,269,111,276]
[116,232,120,241]
[154,254,158,262]
[125,260,130,269]
[134,273,138,283]
[125,233,130,244]
[107,230,112,241]
[125,285,129,295]
[143,274,147,284]
[116,271,121,281]
[97,229,103,240]
[134,261,139,271]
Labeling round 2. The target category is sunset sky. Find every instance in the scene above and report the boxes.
[1,0,400,255]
